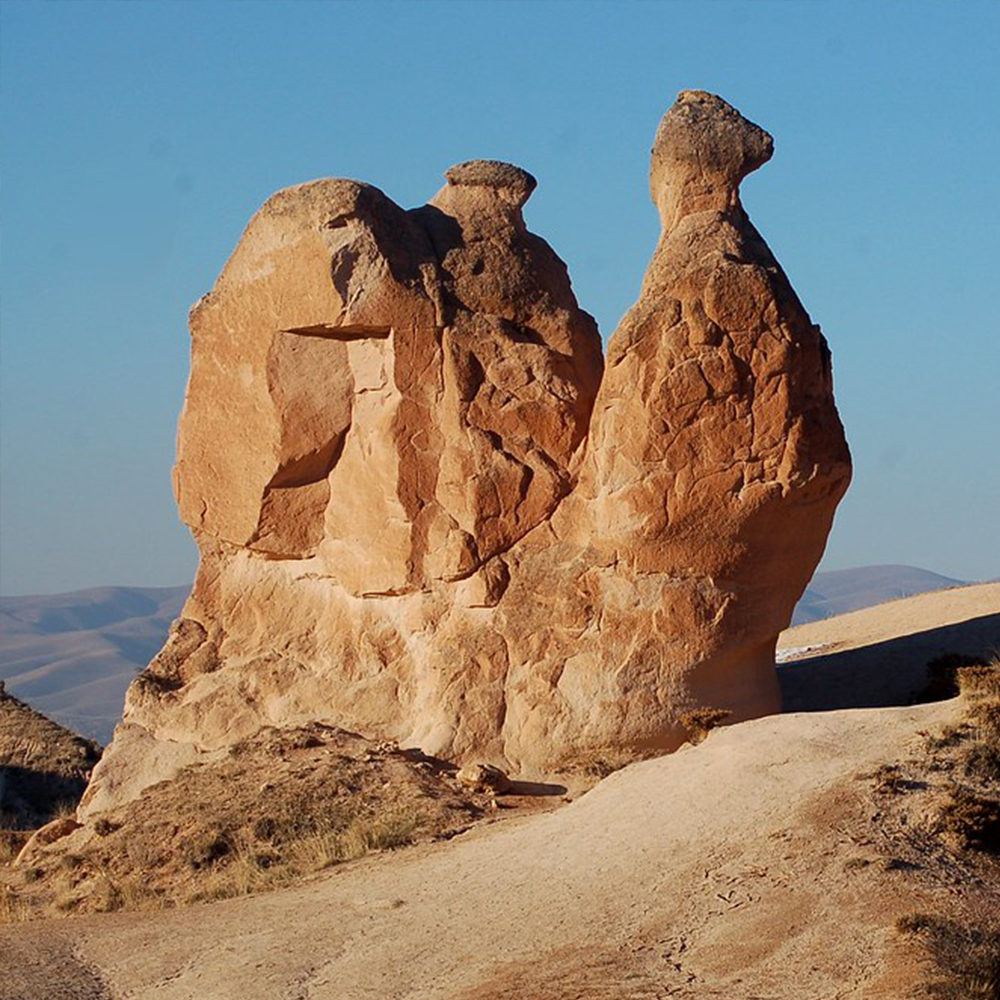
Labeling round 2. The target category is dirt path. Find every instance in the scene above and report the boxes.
[3,699,948,1000]
[6,585,998,999]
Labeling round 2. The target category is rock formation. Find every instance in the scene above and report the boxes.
[80,91,849,819]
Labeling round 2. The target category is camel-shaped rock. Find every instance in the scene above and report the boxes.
[81,91,850,816]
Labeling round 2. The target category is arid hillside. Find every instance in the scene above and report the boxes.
[0,681,101,830]
[0,587,188,744]
[2,582,997,1000]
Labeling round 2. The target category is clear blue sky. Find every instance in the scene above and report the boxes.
[2,0,998,595]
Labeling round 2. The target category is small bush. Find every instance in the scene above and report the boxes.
[896,912,1000,1000]
[959,662,1000,701]
[186,809,424,904]
[51,801,78,823]
[680,708,731,744]
[964,743,1000,784]
[938,788,1000,851]
[183,830,232,870]
[969,700,1000,741]
[924,724,972,752]
[580,749,639,779]
[0,887,30,924]
[336,812,421,862]
[922,653,988,702]
[0,831,30,866]
[92,876,169,914]
[872,765,909,795]
[53,890,80,913]
[93,818,120,837]
[897,912,939,935]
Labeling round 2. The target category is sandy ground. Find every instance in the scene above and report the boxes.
[2,583,998,1000]
[778,581,999,712]
[778,581,999,657]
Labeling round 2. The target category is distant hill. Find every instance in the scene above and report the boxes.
[0,567,982,743]
[0,586,189,744]
[791,565,967,626]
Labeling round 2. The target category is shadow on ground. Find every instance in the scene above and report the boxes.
[778,612,1000,712]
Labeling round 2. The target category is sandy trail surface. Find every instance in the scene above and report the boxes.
[3,583,998,1000]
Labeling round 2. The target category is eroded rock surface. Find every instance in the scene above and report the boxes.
[82,92,849,815]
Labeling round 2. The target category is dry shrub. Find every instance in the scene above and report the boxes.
[959,662,1000,702]
[871,765,911,795]
[183,829,232,871]
[969,701,1000,741]
[292,810,421,871]
[896,911,1000,999]
[187,810,423,904]
[50,800,78,823]
[965,743,1000,784]
[923,724,972,752]
[0,830,30,866]
[938,787,1000,851]
[188,836,292,903]
[92,876,169,914]
[922,653,989,702]
[0,886,30,924]
[680,708,731,744]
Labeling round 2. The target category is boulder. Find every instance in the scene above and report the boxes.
[81,91,849,816]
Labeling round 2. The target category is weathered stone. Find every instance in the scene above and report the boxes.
[82,91,849,815]
[455,763,512,795]
[14,816,82,866]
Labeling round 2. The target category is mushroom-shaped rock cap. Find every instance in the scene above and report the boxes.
[442,160,537,208]
[651,90,774,226]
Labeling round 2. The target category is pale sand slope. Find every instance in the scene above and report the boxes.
[3,584,999,1000]
[779,580,999,657]
[777,581,999,712]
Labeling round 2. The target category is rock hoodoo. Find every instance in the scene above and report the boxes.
[82,92,849,815]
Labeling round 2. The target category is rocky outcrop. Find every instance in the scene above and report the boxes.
[80,91,849,816]
[0,680,102,828]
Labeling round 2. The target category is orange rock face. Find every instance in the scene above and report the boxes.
[83,92,849,811]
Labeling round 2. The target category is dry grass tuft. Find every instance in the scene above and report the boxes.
[93,876,170,914]
[0,886,30,924]
[938,787,1000,851]
[186,810,424,904]
[871,765,910,795]
[680,708,731,744]
[959,663,1000,702]
[922,653,989,702]
[0,830,30,866]
[964,743,1000,785]
[969,701,1000,741]
[896,911,1000,1000]
[923,724,972,752]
